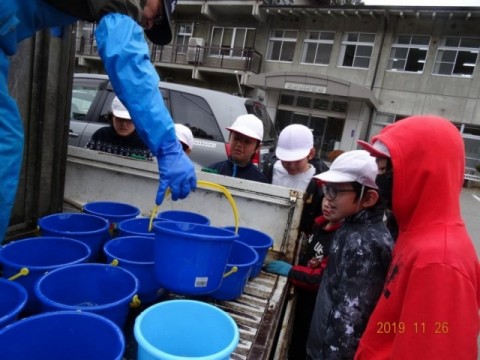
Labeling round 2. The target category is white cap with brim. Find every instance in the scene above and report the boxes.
[226,114,264,141]
[111,96,131,120]
[175,123,194,150]
[314,150,379,189]
[357,139,390,158]
[276,124,314,161]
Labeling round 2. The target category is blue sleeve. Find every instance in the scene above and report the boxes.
[94,13,177,152]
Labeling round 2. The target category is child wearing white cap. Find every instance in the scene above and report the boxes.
[175,124,194,154]
[205,114,268,183]
[306,150,394,359]
[86,96,153,160]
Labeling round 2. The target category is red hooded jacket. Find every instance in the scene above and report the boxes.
[355,116,480,359]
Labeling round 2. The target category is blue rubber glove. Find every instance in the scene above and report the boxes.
[264,260,292,277]
[95,14,197,204]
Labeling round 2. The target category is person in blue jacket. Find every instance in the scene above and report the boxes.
[0,0,196,242]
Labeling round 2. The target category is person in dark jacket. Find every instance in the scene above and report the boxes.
[265,196,344,359]
[306,150,394,360]
[86,96,153,160]
[205,114,268,183]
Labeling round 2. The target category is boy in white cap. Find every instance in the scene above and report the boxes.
[306,150,394,360]
[265,124,328,191]
[175,124,194,154]
[206,114,268,183]
[86,96,153,160]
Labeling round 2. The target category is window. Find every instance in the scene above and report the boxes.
[301,31,335,65]
[209,27,255,57]
[433,36,480,77]
[175,23,193,54]
[387,35,430,73]
[338,32,375,69]
[169,90,223,142]
[267,30,298,62]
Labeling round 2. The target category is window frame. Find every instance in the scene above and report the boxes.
[387,35,430,73]
[209,26,256,58]
[337,32,376,69]
[266,29,298,63]
[175,22,194,54]
[300,31,335,66]
[432,36,480,78]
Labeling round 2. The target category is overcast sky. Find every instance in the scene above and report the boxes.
[364,0,479,6]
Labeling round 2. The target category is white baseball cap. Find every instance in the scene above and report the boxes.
[175,124,194,150]
[314,150,378,189]
[111,96,131,120]
[276,124,314,161]
[226,114,264,141]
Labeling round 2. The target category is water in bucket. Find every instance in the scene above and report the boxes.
[224,226,274,278]
[38,212,110,261]
[0,311,125,360]
[117,217,166,237]
[153,222,237,295]
[83,201,140,235]
[134,300,239,360]
[0,278,28,329]
[210,240,258,301]
[0,237,91,314]
[157,210,210,225]
[104,236,163,303]
[35,263,139,328]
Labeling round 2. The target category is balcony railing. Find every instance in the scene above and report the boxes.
[76,36,263,74]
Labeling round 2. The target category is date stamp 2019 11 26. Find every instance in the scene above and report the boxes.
[376,321,449,335]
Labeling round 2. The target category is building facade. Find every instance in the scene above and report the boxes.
[75,1,480,168]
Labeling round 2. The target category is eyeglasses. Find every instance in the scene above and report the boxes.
[322,184,356,200]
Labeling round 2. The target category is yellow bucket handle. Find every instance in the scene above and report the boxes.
[130,294,141,308]
[223,266,238,278]
[110,259,119,266]
[148,180,239,234]
[8,267,29,281]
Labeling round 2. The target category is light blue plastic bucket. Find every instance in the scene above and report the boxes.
[0,311,125,360]
[210,241,258,301]
[134,300,239,360]
[38,213,110,261]
[157,210,210,225]
[0,237,90,314]
[117,217,166,237]
[153,222,237,295]
[104,236,162,304]
[224,226,274,278]
[83,201,140,234]
[0,278,28,329]
[35,263,139,328]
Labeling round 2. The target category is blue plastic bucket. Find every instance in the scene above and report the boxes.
[134,300,239,360]
[0,311,125,360]
[104,236,162,304]
[0,278,28,329]
[35,263,139,328]
[118,217,166,237]
[153,222,237,295]
[224,226,274,278]
[0,237,90,314]
[38,213,110,261]
[83,201,140,233]
[210,241,258,301]
[157,210,210,225]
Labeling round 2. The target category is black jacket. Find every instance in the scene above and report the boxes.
[205,159,269,183]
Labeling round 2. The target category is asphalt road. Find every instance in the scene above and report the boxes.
[461,187,480,257]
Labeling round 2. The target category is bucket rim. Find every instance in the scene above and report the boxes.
[83,201,141,219]
[103,236,155,265]
[34,263,139,311]
[134,299,239,360]
[0,278,28,322]
[157,210,210,224]
[38,213,109,234]
[117,217,166,235]
[224,226,274,248]
[154,222,237,241]
[0,237,91,271]
[0,310,125,359]
[225,241,259,268]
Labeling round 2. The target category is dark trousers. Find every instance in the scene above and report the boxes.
[288,288,317,360]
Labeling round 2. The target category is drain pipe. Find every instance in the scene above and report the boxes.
[234,70,244,97]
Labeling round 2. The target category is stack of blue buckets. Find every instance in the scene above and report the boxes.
[0,201,274,359]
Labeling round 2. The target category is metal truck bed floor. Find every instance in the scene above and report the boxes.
[123,271,288,360]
